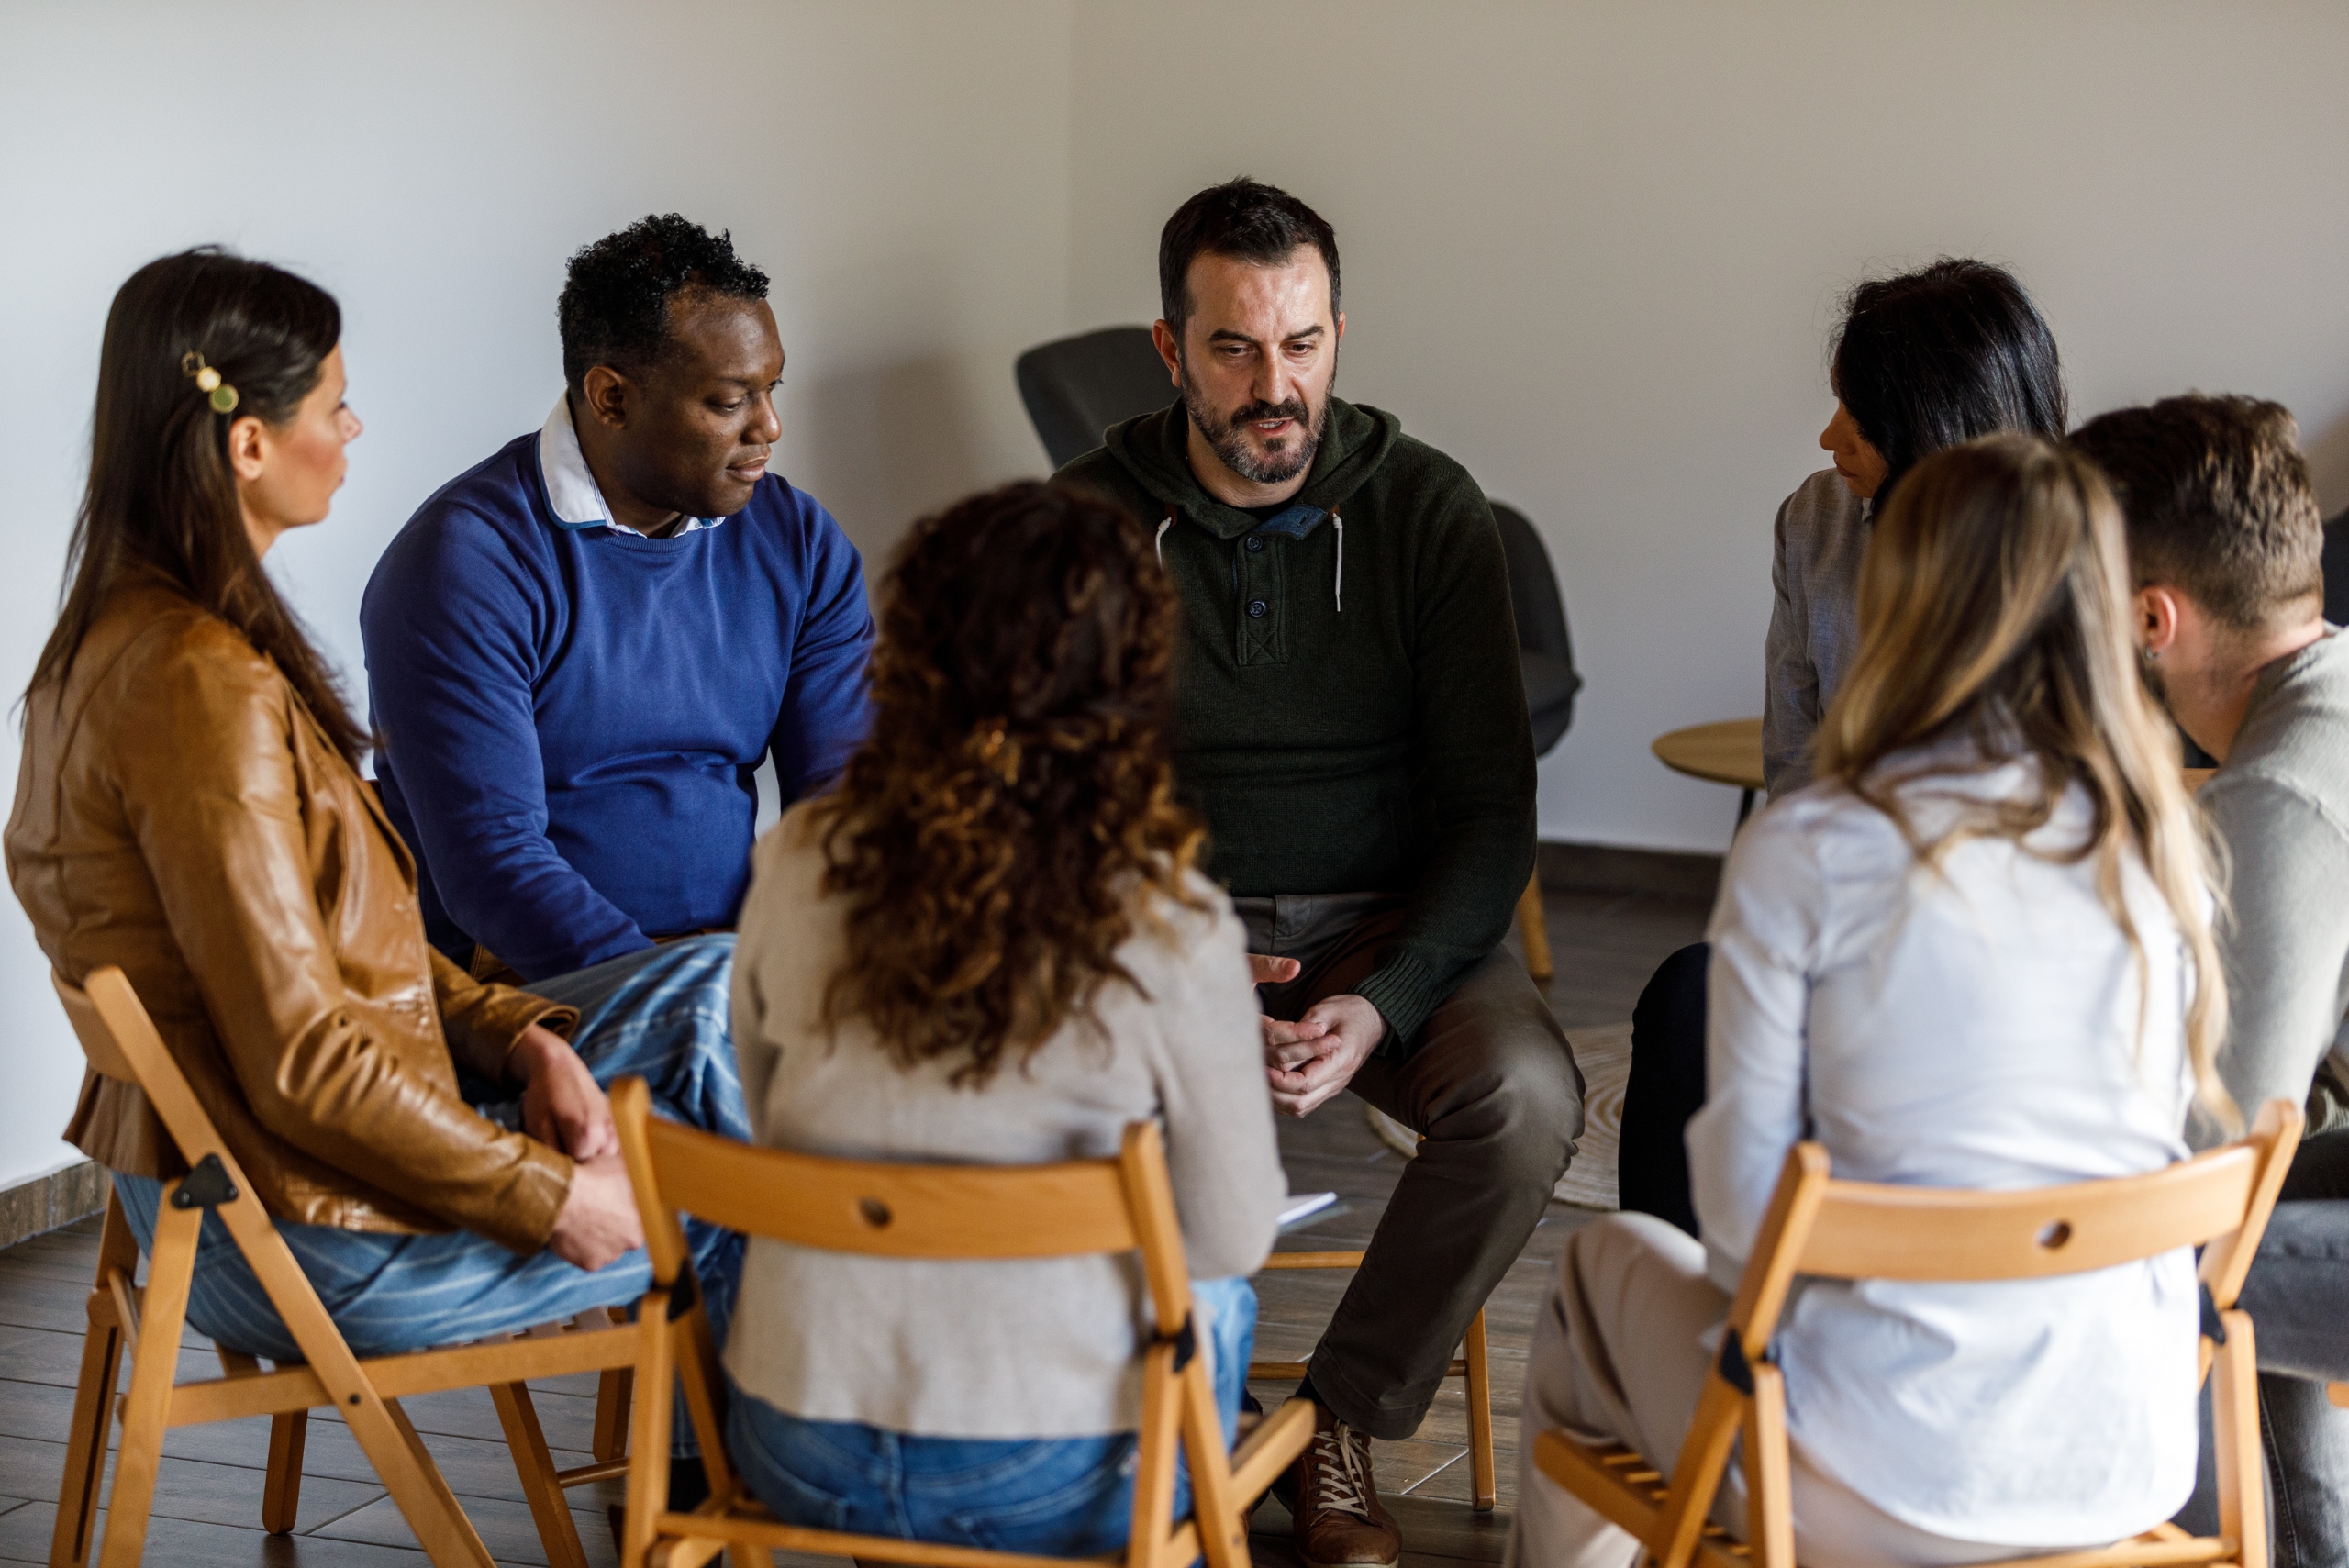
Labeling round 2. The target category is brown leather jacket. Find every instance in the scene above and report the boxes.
[6,582,577,1253]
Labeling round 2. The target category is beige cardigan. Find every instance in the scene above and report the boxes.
[723,806,1286,1439]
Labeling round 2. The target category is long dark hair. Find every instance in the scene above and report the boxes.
[1831,259,2069,501]
[29,249,367,765]
[808,481,1208,1088]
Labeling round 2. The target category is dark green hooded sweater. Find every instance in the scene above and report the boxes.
[1057,397,1536,1051]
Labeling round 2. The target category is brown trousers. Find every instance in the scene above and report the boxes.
[1240,892,1586,1440]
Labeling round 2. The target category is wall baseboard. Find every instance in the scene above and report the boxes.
[0,1161,110,1251]
[1538,840,1724,902]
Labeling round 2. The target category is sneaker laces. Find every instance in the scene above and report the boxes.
[1312,1422,1375,1521]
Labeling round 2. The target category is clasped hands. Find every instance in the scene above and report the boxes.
[508,1023,645,1271]
[1251,954,1386,1118]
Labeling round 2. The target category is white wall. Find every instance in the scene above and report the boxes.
[1068,0,2349,852]
[6,2,2349,1191]
[0,0,1076,1190]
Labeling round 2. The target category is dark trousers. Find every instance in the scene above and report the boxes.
[1239,892,1586,1440]
[1618,942,1709,1238]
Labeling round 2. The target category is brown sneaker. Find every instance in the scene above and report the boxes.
[1288,1402,1400,1568]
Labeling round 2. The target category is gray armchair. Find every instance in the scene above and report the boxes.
[1015,326,1174,469]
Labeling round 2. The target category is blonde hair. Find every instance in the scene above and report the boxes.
[1816,433,2234,1129]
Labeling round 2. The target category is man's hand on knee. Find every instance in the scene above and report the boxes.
[1266,994,1387,1118]
[511,1023,618,1159]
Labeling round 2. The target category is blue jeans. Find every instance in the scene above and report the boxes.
[726,1276,1257,1556]
[116,937,747,1371]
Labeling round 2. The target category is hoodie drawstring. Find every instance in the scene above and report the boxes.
[1331,512,1343,614]
[1156,508,1174,567]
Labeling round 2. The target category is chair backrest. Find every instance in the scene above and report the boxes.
[53,970,140,1086]
[616,1082,1194,1337]
[1016,326,1175,470]
[1725,1102,2302,1362]
[1800,1142,2271,1282]
[52,967,234,1171]
[635,1111,1142,1259]
[1489,502,1581,756]
[1491,503,1571,663]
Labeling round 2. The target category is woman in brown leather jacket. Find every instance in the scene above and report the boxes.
[6,250,748,1382]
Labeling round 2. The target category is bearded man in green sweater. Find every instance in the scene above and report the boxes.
[1059,178,1586,1568]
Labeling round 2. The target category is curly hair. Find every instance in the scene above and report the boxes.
[808,481,1208,1087]
[557,213,770,392]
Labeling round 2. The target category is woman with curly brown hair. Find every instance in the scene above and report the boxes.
[723,480,1286,1553]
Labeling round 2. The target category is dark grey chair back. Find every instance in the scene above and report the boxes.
[1491,503,1581,758]
[1016,327,1175,470]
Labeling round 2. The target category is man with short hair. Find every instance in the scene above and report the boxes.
[1059,178,1584,1568]
[362,215,872,983]
[2072,395,2349,1562]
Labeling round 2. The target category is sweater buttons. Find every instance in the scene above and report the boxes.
[1247,599,1268,618]
[1246,536,1264,552]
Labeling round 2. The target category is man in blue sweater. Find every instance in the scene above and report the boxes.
[362,215,873,984]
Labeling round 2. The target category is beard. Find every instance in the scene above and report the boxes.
[1178,359,1334,487]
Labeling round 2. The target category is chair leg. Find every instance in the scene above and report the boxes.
[54,1194,138,1568]
[1516,869,1553,983]
[1742,1365,1795,1568]
[95,1196,201,1568]
[2214,1312,2268,1568]
[492,1382,590,1568]
[261,1411,307,1533]
[50,1309,124,1568]
[1464,1308,1497,1512]
[377,1397,497,1568]
[624,1307,677,1568]
[594,1370,634,1464]
[213,1343,306,1536]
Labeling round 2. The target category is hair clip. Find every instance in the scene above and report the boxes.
[180,350,239,414]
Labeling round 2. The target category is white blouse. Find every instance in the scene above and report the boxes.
[1688,750,2201,1545]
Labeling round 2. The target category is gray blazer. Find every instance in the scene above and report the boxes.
[1762,469,1869,796]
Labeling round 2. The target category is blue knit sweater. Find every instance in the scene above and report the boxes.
[360,431,873,982]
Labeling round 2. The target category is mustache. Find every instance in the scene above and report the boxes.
[1228,397,1309,427]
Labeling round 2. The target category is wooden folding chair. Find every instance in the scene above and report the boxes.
[47,964,640,1568]
[610,1074,1317,1568]
[1248,1251,1498,1510]
[1532,1100,2304,1568]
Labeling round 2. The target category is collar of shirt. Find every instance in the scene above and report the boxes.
[536,395,725,538]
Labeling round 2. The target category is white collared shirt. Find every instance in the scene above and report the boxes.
[1691,748,2200,1543]
[536,395,724,538]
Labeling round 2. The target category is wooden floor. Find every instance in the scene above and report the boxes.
[0,884,1711,1567]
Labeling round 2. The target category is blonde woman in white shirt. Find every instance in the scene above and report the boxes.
[1512,434,2232,1568]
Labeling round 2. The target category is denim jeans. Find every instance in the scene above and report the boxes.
[115,938,747,1379]
[726,1276,1256,1556]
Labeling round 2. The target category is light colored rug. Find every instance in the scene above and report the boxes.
[1361,1019,1632,1211]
